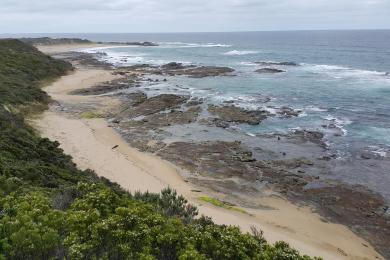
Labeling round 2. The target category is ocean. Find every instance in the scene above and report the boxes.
[7,30,390,202]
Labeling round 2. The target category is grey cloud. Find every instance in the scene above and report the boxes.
[0,0,389,32]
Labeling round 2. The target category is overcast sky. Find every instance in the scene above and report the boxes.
[0,0,389,33]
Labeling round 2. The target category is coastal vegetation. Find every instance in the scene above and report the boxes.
[0,39,72,106]
[19,37,92,45]
[80,111,104,119]
[0,39,319,259]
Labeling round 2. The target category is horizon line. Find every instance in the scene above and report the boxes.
[1,28,390,35]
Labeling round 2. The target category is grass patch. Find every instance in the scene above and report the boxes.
[199,196,248,214]
[80,111,104,119]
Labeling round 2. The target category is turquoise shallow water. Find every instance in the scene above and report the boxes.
[78,31,390,156]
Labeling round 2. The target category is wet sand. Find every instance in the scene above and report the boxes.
[32,44,383,260]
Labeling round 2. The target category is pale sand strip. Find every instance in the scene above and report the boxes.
[31,45,383,260]
[36,43,112,54]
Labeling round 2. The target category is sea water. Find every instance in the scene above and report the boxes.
[11,31,390,201]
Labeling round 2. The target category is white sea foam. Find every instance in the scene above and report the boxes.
[246,132,256,137]
[262,106,278,115]
[238,61,258,66]
[303,105,328,112]
[323,115,353,125]
[224,50,259,56]
[367,146,388,158]
[159,42,231,48]
[183,43,232,48]
[80,45,134,53]
[211,94,273,112]
[301,63,389,82]
[82,47,196,66]
[81,47,150,66]
[298,112,308,117]
[323,115,352,136]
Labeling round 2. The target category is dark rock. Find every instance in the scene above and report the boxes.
[289,129,326,148]
[121,62,234,78]
[118,94,190,118]
[185,98,204,107]
[125,92,147,106]
[124,106,201,128]
[255,61,299,66]
[273,158,314,169]
[198,118,230,128]
[180,66,235,78]
[161,63,235,78]
[69,78,136,96]
[157,141,257,179]
[208,105,268,125]
[255,68,285,73]
[161,62,186,70]
[360,151,382,160]
[277,106,301,117]
[102,41,158,46]
[237,151,256,162]
[133,41,158,47]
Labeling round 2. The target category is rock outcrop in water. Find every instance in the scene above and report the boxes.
[255,68,285,73]
[123,62,235,78]
[277,106,301,117]
[207,105,269,125]
[118,94,190,119]
[255,61,299,66]
[97,41,159,46]
[125,41,158,46]
[168,65,235,78]
[161,62,187,70]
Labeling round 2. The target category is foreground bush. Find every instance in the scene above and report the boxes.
[0,185,317,259]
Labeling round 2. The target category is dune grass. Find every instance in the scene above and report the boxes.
[80,111,104,119]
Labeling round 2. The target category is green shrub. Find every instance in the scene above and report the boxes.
[0,39,72,106]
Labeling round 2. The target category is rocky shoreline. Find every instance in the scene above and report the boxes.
[124,62,235,78]
[53,50,390,259]
[21,37,159,47]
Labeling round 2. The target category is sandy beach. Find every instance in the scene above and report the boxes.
[35,43,112,54]
[32,44,383,260]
